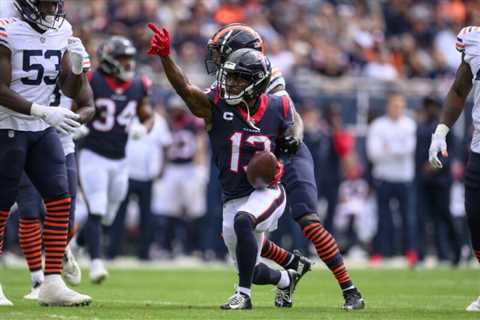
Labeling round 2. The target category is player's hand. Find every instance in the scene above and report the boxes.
[270,161,284,186]
[68,37,90,75]
[428,124,449,169]
[147,23,170,57]
[31,103,81,135]
[72,125,90,140]
[130,122,148,140]
[277,135,301,155]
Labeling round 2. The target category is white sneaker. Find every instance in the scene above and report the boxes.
[466,296,480,311]
[63,245,81,286]
[38,275,91,306]
[0,284,13,306]
[24,282,42,300]
[90,259,108,284]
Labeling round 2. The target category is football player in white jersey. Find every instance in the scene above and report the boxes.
[0,0,93,306]
[15,94,90,301]
[429,26,480,312]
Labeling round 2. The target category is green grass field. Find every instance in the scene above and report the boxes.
[0,267,479,319]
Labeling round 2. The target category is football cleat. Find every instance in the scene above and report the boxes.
[343,288,365,311]
[90,259,108,284]
[220,292,252,310]
[466,296,480,311]
[0,284,13,306]
[38,275,91,307]
[275,269,299,308]
[293,249,312,282]
[63,245,81,286]
[24,281,42,300]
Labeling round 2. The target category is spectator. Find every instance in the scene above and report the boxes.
[151,96,208,258]
[415,97,461,265]
[367,93,417,267]
[317,103,355,235]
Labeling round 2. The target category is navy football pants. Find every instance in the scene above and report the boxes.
[281,143,318,220]
[0,128,69,210]
[16,153,77,227]
[464,151,480,253]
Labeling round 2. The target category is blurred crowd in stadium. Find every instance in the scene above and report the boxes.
[2,0,479,268]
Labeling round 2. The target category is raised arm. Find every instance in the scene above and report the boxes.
[147,24,211,121]
[429,58,473,168]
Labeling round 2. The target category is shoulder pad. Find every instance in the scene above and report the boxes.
[266,67,286,94]
[456,26,480,56]
[0,18,19,50]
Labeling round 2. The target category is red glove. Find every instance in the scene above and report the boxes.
[270,161,284,186]
[147,23,170,57]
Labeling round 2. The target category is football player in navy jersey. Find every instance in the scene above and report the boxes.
[204,23,364,310]
[77,36,154,284]
[0,0,93,306]
[148,23,300,310]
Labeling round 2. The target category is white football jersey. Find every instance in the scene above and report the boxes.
[267,67,287,95]
[457,26,480,152]
[0,18,72,131]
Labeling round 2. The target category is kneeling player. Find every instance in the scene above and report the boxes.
[148,24,299,309]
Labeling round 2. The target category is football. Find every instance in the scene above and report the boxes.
[246,151,279,189]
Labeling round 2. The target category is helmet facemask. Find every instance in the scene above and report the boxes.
[205,43,221,75]
[109,55,136,81]
[220,63,258,106]
[98,37,137,82]
[14,0,65,31]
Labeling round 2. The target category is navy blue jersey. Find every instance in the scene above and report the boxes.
[168,114,203,164]
[207,89,294,201]
[82,71,150,159]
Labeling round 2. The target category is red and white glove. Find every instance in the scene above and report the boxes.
[270,161,284,186]
[147,23,170,57]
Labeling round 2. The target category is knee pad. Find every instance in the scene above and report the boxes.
[234,212,255,235]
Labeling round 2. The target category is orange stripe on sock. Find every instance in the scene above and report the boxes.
[44,221,69,228]
[44,197,71,275]
[45,198,71,208]
[18,218,43,272]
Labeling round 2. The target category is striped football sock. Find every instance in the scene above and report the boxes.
[43,197,71,275]
[19,217,43,272]
[303,222,353,290]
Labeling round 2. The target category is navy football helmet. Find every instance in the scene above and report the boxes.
[14,0,65,30]
[97,36,137,82]
[219,48,271,106]
[205,23,264,75]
